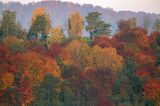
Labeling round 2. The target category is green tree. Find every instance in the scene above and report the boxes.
[152,38,160,66]
[62,65,97,106]
[15,21,26,39]
[0,10,16,38]
[29,8,51,41]
[112,57,150,106]
[33,74,61,106]
[153,19,160,32]
[30,15,50,41]
[85,12,111,37]
[0,20,2,42]
[60,80,79,106]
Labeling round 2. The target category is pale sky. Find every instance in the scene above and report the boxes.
[0,0,160,14]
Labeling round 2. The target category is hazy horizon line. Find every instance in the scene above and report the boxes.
[0,0,160,15]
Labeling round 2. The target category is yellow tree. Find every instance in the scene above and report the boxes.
[62,41,124,71]
[92,46,124,72]
[1,73,14,89]
[48,26,65,44]
[68,12,84,38]
[62,40,92,68]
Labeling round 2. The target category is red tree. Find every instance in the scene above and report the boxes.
[19,71,34,106]
[143,78,160,104]
[92,35,112,48]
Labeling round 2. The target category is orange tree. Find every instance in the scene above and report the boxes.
[11,51,61,84]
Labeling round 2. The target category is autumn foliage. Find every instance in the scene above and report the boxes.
[143,78,160,104]
[11,52,60,84]
[0,8,160,106]
[19,72,34,106]
[92,35,111,48]
[115,28,150,49]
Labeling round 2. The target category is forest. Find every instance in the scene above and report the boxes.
[0,7,160,106]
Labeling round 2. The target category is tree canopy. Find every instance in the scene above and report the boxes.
[85,12,111,36]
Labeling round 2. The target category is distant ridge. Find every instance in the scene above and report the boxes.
[0,0,160,34]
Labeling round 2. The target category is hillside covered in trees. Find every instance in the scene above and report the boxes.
[0,6,160,106]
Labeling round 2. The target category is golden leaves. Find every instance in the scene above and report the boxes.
[63,40,124,71]
[48,27,65,44]
[68,12,84,37]
[92,46,124,71]
[62,40,91,68]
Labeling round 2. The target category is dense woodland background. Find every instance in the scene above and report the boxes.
[0,2,160,106]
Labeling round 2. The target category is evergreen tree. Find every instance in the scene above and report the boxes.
[33,74,61,106]
[85,12,111,37]
[153,19,160,32]
[0,10,16,38]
